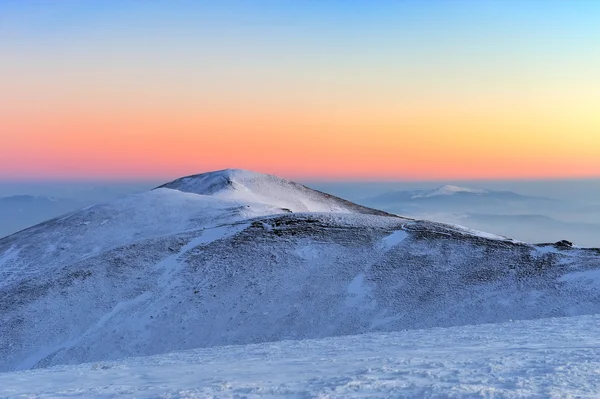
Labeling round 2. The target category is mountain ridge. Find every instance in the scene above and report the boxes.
[365,185,557,204]
[411,184,490,198]
[158,168,396,216]
[1,169,599,372]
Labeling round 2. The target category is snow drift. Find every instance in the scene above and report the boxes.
[3,314,600,398]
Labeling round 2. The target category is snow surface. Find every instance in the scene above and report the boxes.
[0,245,20,270]
[2,314,600,398]
[2,209,599,373]
[0,187,280,290]
[560,269,600,289]
[379,229,409,249]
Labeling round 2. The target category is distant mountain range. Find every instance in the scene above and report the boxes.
[428,212,599,247]
[360,185,599,247]
[362,185,560,212]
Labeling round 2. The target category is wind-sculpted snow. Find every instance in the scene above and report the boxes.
[0,169,599,372]
[2,314,600,398]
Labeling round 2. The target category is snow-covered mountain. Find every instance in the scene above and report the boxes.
[1,169,599,372]
[158,169,393,215]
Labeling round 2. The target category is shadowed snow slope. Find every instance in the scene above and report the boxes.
[1,169,599,372]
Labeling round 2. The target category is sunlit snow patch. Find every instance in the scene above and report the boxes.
[345,272,376,309]
[156,223,249,286]
[379,229,408,250]
[447,223,508,240]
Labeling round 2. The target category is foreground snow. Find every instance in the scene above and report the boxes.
[2,315,600,398]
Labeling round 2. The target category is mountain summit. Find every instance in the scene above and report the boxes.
[158,168,393,215]
[1,169,599,372]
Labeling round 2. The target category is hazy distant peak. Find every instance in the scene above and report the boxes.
[412,185,489,199]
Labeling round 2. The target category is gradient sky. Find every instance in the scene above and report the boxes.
[1,0,599,180]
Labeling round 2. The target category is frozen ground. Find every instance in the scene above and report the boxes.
[1,314,600,398]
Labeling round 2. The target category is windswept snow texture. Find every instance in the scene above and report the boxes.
[1,169,599,373]
[2,314,600,398]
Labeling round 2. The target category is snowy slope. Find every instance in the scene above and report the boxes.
[0,188,280,290]
[0,169,390,290]
[2,314,600,398]
[1,169,599,372]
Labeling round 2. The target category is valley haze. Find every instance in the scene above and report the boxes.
[2,176,598,246]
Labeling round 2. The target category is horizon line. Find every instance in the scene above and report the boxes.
[1,172,600,184]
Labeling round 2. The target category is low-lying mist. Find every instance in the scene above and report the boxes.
[1,178,598,247]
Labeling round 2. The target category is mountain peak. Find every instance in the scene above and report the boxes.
[158,168,266,196]
[158,169,394,216]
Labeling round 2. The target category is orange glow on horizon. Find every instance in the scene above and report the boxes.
[2,101,599,181]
